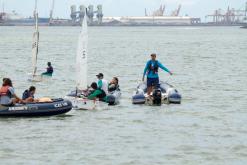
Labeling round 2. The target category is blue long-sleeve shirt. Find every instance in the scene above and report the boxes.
[143,60,170,78]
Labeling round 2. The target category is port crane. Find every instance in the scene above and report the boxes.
[153,5,165,16]
[206,2,247,24]
[171,4,181,16]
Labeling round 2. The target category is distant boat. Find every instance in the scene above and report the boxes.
[240,25,247,29]
[240,18,247,28]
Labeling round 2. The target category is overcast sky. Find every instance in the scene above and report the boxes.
[1,0,246,19]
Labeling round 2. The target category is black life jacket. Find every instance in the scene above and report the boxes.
[47,66,53,74]
[148,60,159,74]
[108,84,119,92]
[97,89,106,99]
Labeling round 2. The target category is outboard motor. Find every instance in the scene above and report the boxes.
[152,88,162,105]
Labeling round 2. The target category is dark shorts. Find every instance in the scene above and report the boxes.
[147,77,159,87]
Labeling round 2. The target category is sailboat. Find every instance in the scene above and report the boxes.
[28,0,42,82]
[65,15,121,110]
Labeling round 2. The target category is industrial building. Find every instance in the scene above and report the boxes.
[94,4,200,26]
[0,2,200,26]
[103,16,200,26]
[2,0,247,26]
[0,10,49,25]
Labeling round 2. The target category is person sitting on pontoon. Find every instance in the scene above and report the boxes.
[88,82,107,102]
[143,53,173,96]
[0,78,23,106]
[22,86,38,103]
[108,77,120,92]
[42,62,53,76]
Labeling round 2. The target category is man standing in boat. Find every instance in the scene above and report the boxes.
[142,53,173,96]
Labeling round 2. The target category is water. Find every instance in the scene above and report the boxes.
[0,26,247,164]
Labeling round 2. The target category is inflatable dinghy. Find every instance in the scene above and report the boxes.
[132,81,181,105]
[0,98,72,117]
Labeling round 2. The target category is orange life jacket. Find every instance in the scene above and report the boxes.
[0,86,11,97]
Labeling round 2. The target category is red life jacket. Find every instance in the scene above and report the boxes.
[0,86,11,97]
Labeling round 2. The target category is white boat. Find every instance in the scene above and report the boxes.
[65,15,121,110]
[65,90,108,110]
[28,0,42,82]
[65,15,106,110]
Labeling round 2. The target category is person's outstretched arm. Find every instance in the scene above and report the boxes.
[158,61,173,75]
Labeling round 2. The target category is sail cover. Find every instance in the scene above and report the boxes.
[76,16,88,90]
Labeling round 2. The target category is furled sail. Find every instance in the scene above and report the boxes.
[76,16,88,89]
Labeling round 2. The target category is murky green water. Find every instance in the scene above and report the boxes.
[0,26,247,164]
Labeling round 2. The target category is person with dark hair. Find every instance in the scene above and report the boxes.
[22,86,37,103]
[42,62,53,76]
[143,53,173,96]
[2,78,7,82]
[108,77,120,92]
[88,82,107,102]
[0,78,23,106]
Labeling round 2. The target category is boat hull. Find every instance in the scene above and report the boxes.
[0,99,72,117]
[66,90,121,110]
[132,82,181,105]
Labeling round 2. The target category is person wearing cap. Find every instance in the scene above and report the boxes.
[142,53,173,96]
[42,62,53,76]
[96,73,108,94]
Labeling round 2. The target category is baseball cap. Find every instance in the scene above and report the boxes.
[96,73,104,77]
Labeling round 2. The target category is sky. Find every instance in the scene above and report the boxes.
[1,0,246,20]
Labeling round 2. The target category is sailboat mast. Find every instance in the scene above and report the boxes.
[76,15,88,90]
[32,0,39,76]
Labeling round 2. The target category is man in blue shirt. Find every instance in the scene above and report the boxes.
[142,53,173,95]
